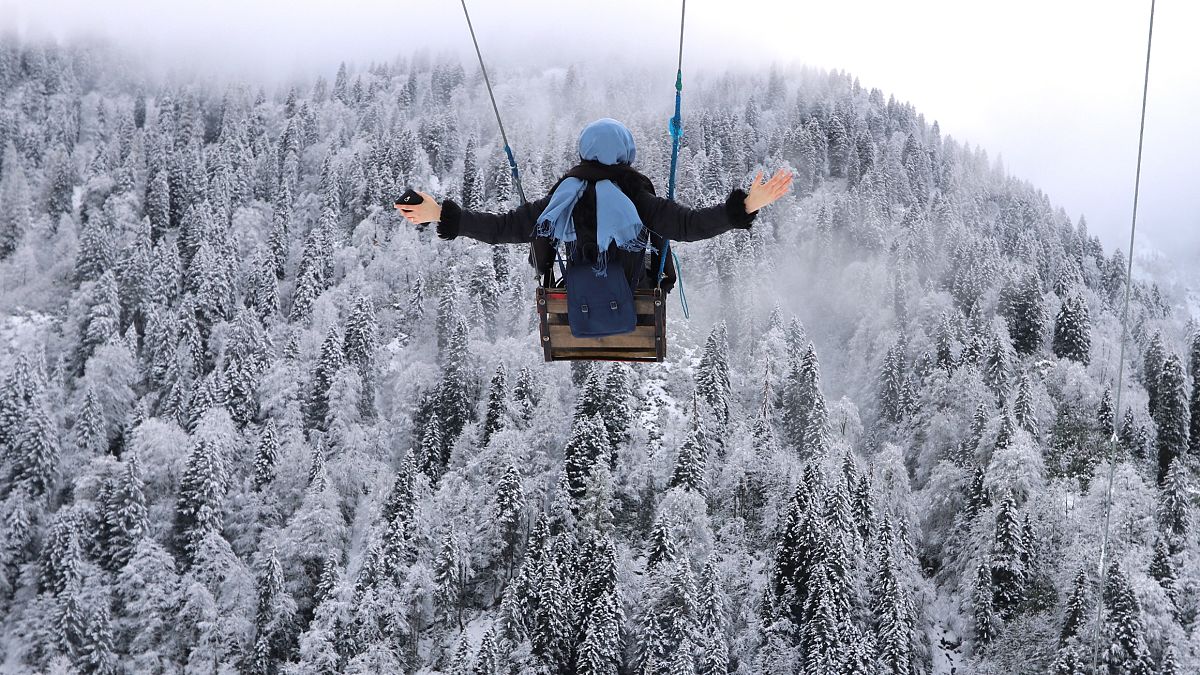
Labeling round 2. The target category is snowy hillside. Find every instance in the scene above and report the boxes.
[0,38,1197,674]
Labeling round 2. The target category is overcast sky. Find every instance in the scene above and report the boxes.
[3,0,1197,264]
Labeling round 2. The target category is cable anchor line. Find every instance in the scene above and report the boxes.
[1090,0,1155,670]
[459,0,526,206]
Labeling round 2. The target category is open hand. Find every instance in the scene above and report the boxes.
[744,169,794,214]
[394,191,441,224]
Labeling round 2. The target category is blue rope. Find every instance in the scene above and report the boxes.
[657,72,684,289]
[657,0,687,313]
[502,143,526,205]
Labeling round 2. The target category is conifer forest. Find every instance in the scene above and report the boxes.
[0,38,1198,675]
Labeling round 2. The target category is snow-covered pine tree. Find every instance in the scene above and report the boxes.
[382,454,417,530]
[307,438,328,492]
[639,556,701,675]
[473,628,499,675]
[1102,562,1152,675]
[983,331,1013,403]
[1005,271,1046,356]
[771,474,822,625]
[1153,354,1189,483]
[0,495,34,592]
[102,453,148,572]
[799,562,842,674]
[58,571,119,675]
[221,310,271,428]
[782,342,828,456]
[1188,331,1200,456]
[990,494,1026,620]
[185,370,223,432]
[434,531,465,629]
[697,556,729,675]
[461,136,486,211]
[253,420,279,491]
[38,508,83,595]
[74,383,106,456]
[75,271,122,375]
[419,410,446,482]
[696,322,732,434]
[1014,374,1038,438]
[1056,570,1088,651]
[187,242,236,335]
[469,260,500,341]
[573,365,604,420]
[245,250,279,320]
[647,515,677,571]
[436,318,475,450]
[1143,332,1165,418]
[599,364,631,452]
[305,323,344,432]
[669,420,708,494]
[1118,407,1142,460]
[576,536,623,675]
[531,553,572,671]
[994,411,1016,453]
[872,536,917,674]
[511,365,538,426]
[378,510,414,584]
[74,217,116,286]
[172,415,231,565]
[1097,386,1114,441]
[851,468,876,544]
[935,312,957,371]
[9,387,59,499]
[289,258,323,325]
[494,463,524,575]
[479,363,507,447]
[250,547,297,674]
[1052,294,1091,364]
[1051,643,1087,675]
[447,633,471,675]
[268,186,292,280]
[1157,457,1190,549]
[879,340,907,424]
[564,414,610,507]
[0,354,37,459]
[972,559,997,648]
[1160,648,1179,675]
[147,166,171,241]
[0,145,33,258]
[1149,538,1176,604]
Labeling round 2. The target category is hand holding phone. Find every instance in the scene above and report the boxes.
[394,189,424,207]
[394,188,440,225]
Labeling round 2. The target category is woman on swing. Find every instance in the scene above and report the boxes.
[397,118,792,334]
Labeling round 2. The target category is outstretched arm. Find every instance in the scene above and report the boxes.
[639,168,794,242]
[395,191,551,245]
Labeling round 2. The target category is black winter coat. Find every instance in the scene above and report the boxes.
[436,161,757,291]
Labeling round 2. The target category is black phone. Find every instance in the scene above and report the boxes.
[394,189,423,207]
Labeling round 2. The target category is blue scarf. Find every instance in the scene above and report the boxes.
[536,118,647,275]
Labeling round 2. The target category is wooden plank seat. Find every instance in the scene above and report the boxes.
[536,287,666,362]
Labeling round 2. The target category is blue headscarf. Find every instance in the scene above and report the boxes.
[536,118,646,275]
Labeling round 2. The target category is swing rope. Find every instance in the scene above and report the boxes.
[657,0,690,319]
[459,0,526,206]
[1090,0,1155,669]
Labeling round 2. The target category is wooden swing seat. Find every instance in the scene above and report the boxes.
[536,287,666,362]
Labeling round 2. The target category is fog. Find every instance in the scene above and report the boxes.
[3,0,1197,264]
